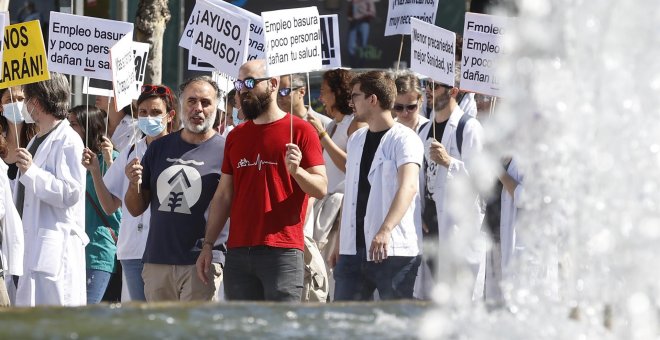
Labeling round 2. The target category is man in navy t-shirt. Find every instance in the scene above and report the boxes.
[124,77,226,302]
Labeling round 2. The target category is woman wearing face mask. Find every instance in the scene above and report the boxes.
[69,105,121,304]
[0,86,38,186]
[82,85,176,302]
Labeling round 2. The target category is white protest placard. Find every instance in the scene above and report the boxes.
[0,12,7,77]
[385,0,439,36]
[212,71,236,94]
[84,42,150,96]
[320,14,341,69]
[132,41,150,93]
[110,33,139,111]
[262,7,322,77]
[188,54,214,72]
[48,12,133,80]
[181,0,265,61]
[460,12,508,97]
[187,0,250,76]
[410,18,455,87]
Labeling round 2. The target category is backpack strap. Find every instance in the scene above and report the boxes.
[456,113,472,156]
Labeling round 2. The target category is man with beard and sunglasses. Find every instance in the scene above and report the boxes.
[124,77,227,302]
[417,67,485,299]
[196,59,327,302]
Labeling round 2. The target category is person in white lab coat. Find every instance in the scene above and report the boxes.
[13,73,88,306]
[0,132,23,306]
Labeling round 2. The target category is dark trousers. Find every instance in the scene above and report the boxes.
[224,246,304,302]
[333,248,422,301]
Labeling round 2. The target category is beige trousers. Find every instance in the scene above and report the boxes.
[142,263,222,302]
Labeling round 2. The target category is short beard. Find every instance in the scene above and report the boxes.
[433,92,451,112]
[186,109,216,134]
[241,89,272,120]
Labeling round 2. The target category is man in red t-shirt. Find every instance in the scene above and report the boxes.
[196,59,327,301]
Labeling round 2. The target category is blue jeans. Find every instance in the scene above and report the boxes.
[334,248,421,301]
[348,21,370,56]
[224,246,303,302]
[86,269,112,304]
[121,259,146,301]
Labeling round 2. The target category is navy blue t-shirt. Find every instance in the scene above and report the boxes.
[141,131,224,265]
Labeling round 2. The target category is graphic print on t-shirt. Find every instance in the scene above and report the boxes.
[236,153,278,171]
[156,161,203,214]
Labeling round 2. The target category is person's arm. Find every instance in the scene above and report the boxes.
[15,142,84,209]
[286,143,327,199]
[369,163,419,263]
[123,158,150,217]
[196,174,233,284]
[500,171,519,197]
[82,148,121,214]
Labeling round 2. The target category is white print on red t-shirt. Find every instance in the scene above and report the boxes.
[156,164,202,214]
[236,153,278,171]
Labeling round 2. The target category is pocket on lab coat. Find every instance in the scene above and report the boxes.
[32,228,65,277]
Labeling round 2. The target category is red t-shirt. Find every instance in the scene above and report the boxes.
[222,114,324,250]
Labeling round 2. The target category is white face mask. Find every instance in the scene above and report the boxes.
[2,101,34,124]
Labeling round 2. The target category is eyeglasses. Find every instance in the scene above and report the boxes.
[350,92,367,102]
[142,84,172,95]
[392,103,419,112]
[234,77,270,92]
[278,87,302,97]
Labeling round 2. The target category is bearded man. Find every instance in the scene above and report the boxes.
[124,76,226,302]
[196,59,327,302]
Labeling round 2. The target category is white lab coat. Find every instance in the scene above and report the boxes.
[0,162,24,276]
[340,124,424,258]
[418,106,485,297]
[13,119,88,306]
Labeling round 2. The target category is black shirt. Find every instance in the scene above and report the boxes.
[422,119,448,237]
[355,128,389,249]
[16,122,60,217]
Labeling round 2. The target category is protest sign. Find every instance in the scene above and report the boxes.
[110,33,139,111]
[181,0,265,62]
[186,0,250,76]
[410,18,455,86]
[212,71,236,94]
[320,14,341,69]
[0,20,49,88]
[48,12,133,80]
[132,41,149,93]
[460,12,507,97]
[84,42,149,96]
[262,7,322,77]
[188,54,214,72]
[385,0,439,36]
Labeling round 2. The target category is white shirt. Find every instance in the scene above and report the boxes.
[340,123,424,259]
[103,138,151,260]
[459,93,478,118]
[111,115,142,152]
[324,114,354,193]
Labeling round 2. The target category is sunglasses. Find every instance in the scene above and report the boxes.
[234,77,270,92]
[278,87,302,97]
[142,84,172,95]
[392,103,419,112]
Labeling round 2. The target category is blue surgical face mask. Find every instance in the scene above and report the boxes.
[232,108,244,125]
[3,102,24,123]
[138,115,166,137]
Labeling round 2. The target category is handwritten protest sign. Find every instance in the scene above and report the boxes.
[385,0,439,36]
[262,7,322,77]
[0,20,49,88]
[460,12,507,96]
[84,42,149,96]
[410,18,455,86]
[186,0,249,76]
[110,33,139,111]
[320,14,341,69]
[48,12,133,80]
[181,0,265,64]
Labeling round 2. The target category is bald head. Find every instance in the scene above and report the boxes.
[239,59,268,79]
